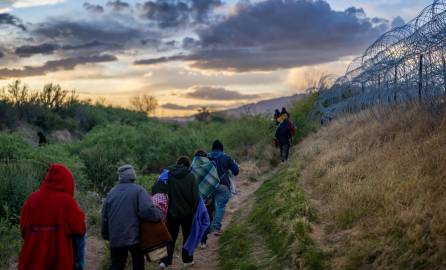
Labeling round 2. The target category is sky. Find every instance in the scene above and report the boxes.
[0,0,434,116]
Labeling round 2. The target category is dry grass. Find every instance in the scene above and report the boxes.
[296,103,446,269]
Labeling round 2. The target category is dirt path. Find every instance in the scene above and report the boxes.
[86,161,267,270]
[167,161,264,270]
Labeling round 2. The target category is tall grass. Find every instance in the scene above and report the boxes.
[297,103,446,269]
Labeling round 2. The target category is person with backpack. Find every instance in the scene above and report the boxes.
[102,164,162,270]
[18,163,86,270]
[159,156,200,269]
[208,140,240,235]
[275,113,294,162]
[190,149,219,248]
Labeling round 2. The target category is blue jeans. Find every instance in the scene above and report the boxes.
[211,185,231,231]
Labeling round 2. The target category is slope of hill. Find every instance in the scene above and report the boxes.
[222,93,307,117]
[220,102,446,269]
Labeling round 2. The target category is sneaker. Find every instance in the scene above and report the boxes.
[213,229,223,236]
[200,243,208,249]
[183,261,195,268]
[159,262,167,269]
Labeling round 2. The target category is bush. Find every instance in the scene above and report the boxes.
[0,218,21,268]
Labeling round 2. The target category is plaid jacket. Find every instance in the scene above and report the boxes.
[191,156,220,199]
[152,193,169,221]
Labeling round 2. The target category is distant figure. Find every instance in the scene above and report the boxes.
[274,109,281,126]
[275,116,293,162]
[160,156,200,269]
[102,164,162,270]
[208,140,240,235]
[19,163,86,270]
[37,131,47,146]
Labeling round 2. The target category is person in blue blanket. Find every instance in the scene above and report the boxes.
[208,140,240,236]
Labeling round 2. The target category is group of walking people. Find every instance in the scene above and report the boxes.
[17,139,239,270]
[274,107,296,162]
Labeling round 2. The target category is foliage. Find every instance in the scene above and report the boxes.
[130,94,158,116]
[289,92,320,143]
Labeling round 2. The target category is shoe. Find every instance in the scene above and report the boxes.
[183,261,195,268]
[213,229,223,236]
[159,262,167,269]
[200,243,208,249]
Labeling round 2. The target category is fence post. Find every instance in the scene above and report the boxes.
[419,54,423,102]
[442,51,446,96]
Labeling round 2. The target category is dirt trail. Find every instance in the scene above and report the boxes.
[168,161,264,270]
[85,161,266,270]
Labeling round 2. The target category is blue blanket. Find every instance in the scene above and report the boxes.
[183,199,210,256]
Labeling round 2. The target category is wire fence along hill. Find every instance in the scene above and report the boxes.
[319,0,446,116]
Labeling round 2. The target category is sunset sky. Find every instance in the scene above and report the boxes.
[0,0,433,116]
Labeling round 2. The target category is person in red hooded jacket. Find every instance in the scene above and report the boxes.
[18,163,86,270]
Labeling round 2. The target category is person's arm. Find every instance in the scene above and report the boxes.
[137,188,162,223]
[228,156,240,176]
[67,199,86,236]
[101,199,109,240]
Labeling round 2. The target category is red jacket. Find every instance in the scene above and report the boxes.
[18,163,86,270]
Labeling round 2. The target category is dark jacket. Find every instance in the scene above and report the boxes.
[167,165,200,220]
[102,179,162,248]
[275,118,293,145]
[208,151,240,187]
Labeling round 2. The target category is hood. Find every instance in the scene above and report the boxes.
[40,163,75,196]
[192,156,211,166]
[169,165,190,178]
[118,164,136,183]
[209,150,224,159]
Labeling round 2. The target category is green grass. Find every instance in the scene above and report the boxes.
[219,94,325,269]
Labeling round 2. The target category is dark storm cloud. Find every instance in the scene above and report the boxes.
[14,41,122,57]
[137,0,222,28]
[185,86,260,100]
[106,0,130,12]
[0,51,4,58]
[134,54,186,65]
[33,18,154,46]
[182,37,200,50]
[15,43,60,57]
[0,13,26,31]
[183,0,391,72]
[0,54,117,78]
[83,2,105,13]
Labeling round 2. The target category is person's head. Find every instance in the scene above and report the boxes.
[281,107,287,113]
[212,140,224,152]
[41,163,75,196]
[194,149,208,157]
[176,156,191,168]
[117,164,136,183]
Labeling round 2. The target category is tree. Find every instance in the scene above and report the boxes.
[196,106,211,121]
[130,94,158,116]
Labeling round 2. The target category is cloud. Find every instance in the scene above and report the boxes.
[83,2,104,13]
[0,13,26,31]
[134,54,186,65]
[0,0,64,9]
[137,0,222,28]
[32,17,158,49]
[0,51,4,58]
[0,54,117,78]
[391,16,405,29]
[15,43,60,57]
[184,86,260,100]
[161,102,220,111]
[184,0,389,72]
[106,0,130,12]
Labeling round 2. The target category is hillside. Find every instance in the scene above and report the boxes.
[221,93,307,118]
[220,102,446,269]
